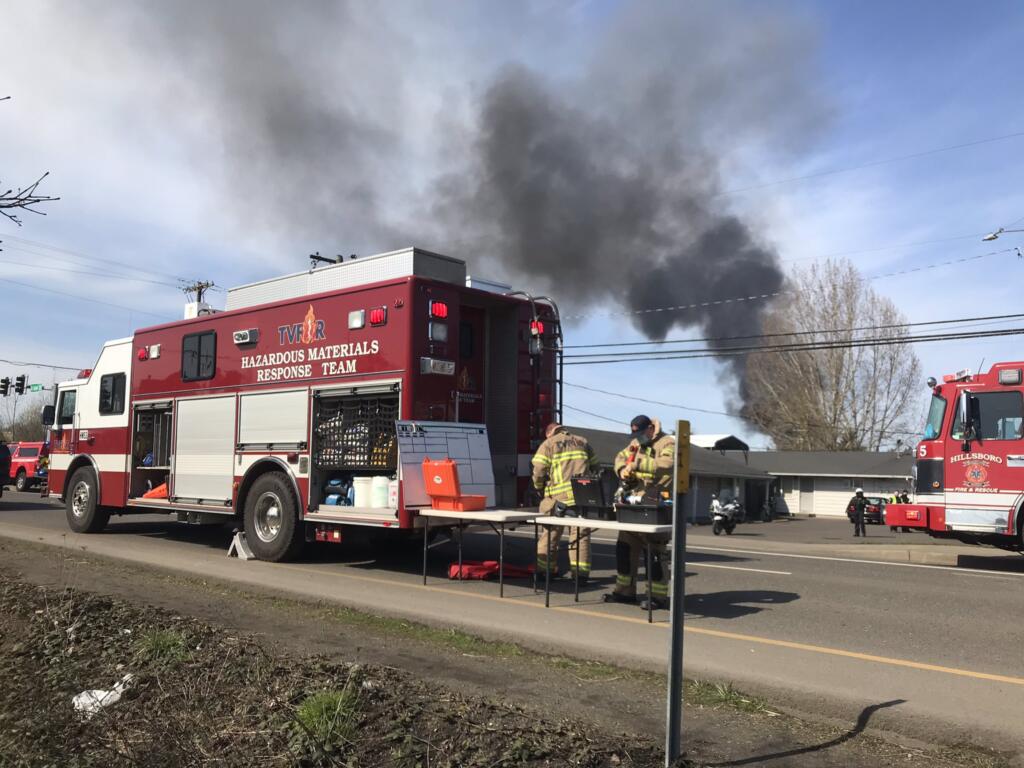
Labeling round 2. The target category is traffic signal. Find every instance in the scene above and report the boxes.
[0,378,8,397]
[14,375,26,395]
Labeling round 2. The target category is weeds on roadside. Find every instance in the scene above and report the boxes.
[687,680,776,715]
[291,680,361,757]
[135,628,189,666]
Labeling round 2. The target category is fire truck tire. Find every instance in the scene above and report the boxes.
[66,467,110,534]
[243,473,303,562]
[15,470,29,492]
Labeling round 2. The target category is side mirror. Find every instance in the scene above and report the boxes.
[41,405,55,427]
[960,391,981,451]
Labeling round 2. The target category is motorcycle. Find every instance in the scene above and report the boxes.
[712,500,743,535]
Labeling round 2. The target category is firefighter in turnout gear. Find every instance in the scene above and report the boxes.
[532,423,598,581]
[604,415,674,610]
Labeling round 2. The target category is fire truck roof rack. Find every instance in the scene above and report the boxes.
[225,247,467,311]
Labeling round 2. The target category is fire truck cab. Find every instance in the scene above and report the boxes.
[44,247,560,560]
[887,363,1024,548]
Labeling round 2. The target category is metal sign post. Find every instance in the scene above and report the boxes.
[665,420,690,766]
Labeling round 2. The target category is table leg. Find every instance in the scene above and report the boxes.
[422,517,429,586]
[545,525,551,608]
[646,539,653,624]
[533,522,539,594]
[458,523,464,582]
[499,523,505,598]
[574,528,580,603]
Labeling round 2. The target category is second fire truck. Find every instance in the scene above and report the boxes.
[887,362,1024,549]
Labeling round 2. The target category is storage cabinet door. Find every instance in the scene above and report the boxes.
[174,396,236,502]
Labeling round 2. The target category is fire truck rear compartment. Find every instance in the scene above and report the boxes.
[310,391,400,518]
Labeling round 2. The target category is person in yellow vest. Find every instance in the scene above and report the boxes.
[604,415,674,610]
[531,423,599,581]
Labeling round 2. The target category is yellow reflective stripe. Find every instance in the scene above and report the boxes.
[552,451,590,460]
[615,574,633,586]
[651,583,669,596]
[532,455,551,465]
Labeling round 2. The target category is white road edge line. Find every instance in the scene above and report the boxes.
[688,562,792,576]
[688,544,1024,578]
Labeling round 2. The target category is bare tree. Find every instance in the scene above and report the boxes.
[1,96,59,226]
[743,259,921,451]
[0,392,48,442]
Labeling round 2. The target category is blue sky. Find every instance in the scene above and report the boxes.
[3,1,1024,445]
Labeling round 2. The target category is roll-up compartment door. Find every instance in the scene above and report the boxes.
[239,389,309,447]
[174,396,236,502]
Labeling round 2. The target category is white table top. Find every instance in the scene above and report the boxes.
[532,515,673,535]
[418,508,538,523]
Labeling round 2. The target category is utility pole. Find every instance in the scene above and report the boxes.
[665,420,690,767]
[181,280,216,303]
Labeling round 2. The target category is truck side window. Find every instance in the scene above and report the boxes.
[182,331,216,382]
[99,373,126,415]
[951,391,1024,440]
[58,390,77,425]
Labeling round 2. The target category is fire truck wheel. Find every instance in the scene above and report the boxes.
[66,467,110,534]
[15,470,29,492]
[243,473,303,562]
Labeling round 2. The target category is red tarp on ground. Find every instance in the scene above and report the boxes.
[447,560,535,580]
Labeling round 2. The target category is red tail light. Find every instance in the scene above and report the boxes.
[429,300,449,319]
[369,307,387,326]
[530,320,544,336]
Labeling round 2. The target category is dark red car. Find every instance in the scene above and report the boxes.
[846,494,886,525]
[8,441,47,492]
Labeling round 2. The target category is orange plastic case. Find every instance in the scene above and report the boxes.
[421,458,487,511]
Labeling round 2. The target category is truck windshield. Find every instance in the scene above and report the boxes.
[923,395,946,440]
[951,391,1024,440]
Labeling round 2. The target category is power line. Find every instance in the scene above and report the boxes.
[718,129,1024,197]
[562,311,1024,353]
[3,278,173,319]
[780,231,987,264]
[0,233,219,288]
[564,382,923,437]
[561,247,1016,322]
[563,326,1024,366]
[0,254,182,288]
[0,357,82,372]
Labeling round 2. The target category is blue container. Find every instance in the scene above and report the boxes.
[324,493,343,506]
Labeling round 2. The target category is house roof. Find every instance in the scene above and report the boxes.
[726,450,914,479]
[691,434,750,451]
[568,426,771,480]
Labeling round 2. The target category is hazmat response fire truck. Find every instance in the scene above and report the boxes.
[44,248,561,561]
[886,363,1024,548]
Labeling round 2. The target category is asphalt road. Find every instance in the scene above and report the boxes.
[3,490,1023,754]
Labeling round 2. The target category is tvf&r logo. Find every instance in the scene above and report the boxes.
[278,305,326,345]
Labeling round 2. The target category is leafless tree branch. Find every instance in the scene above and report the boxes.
[744,258,921,451]
[0,171,60,225]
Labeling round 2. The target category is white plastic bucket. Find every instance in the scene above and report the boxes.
[353,477,374,508]
[371,476,390,508]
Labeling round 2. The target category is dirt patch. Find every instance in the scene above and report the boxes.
[0,574,667,767]
[0,538,1012,768]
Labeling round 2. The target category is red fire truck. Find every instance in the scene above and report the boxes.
[886,363,1024,548]
[44,248,560,561]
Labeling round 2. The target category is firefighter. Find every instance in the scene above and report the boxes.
[604,415,675,610]
[531,423,598,581]
[851,487,868,537]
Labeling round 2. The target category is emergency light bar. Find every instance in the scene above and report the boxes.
[999,368,1023,385]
